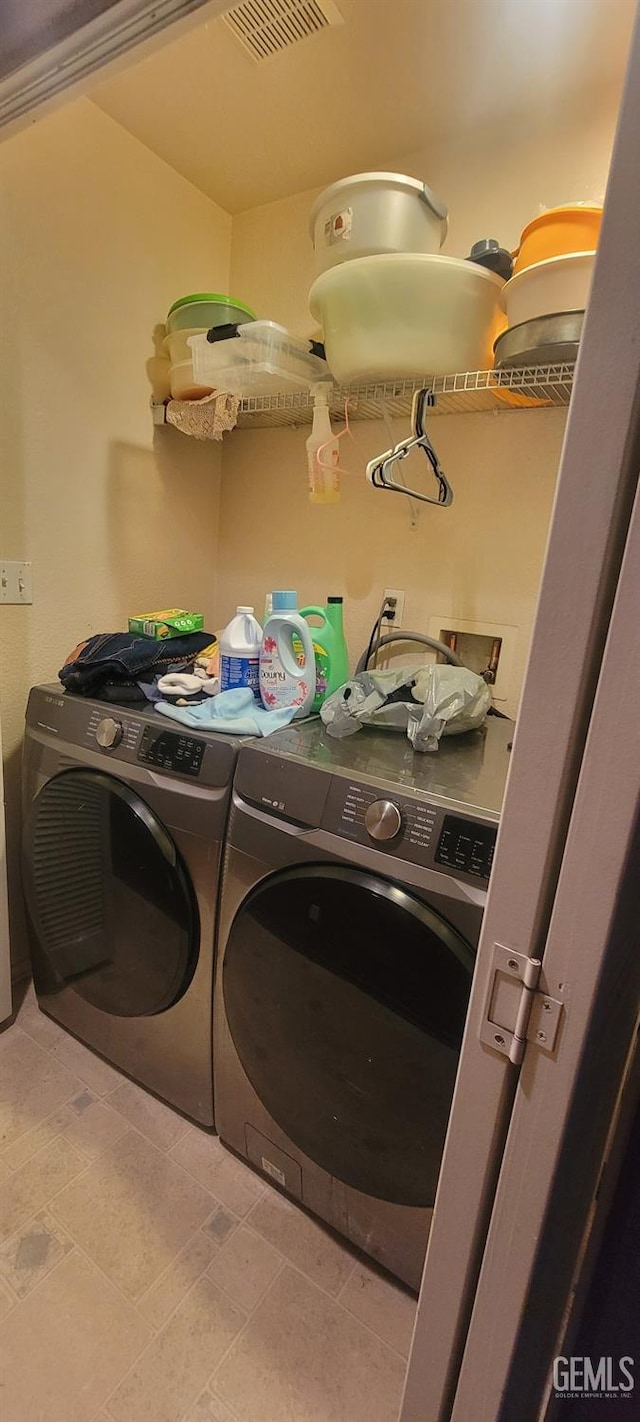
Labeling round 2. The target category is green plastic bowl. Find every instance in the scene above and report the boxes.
[167,293,256,334]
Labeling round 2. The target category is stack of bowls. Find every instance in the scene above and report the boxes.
[165,293,256,400]
[495,205,602,369]
[308,173,505,385]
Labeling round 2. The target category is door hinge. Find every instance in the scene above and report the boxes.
[479,944,563,1065]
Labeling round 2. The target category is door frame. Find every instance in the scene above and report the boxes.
[0,0,232,139]
[0,710,12,1023]
[401,5,640,1418]
[450,466,640,1422]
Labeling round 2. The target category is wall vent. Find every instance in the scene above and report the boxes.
[222,0,343,62]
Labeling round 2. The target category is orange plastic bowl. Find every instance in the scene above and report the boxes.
[513,205,602,276]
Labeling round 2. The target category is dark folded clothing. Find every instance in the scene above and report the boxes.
[59,630,215,697]
[94,682,148,704]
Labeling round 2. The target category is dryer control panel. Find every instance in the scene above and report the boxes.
[322,777,497,884]
[138,725,205,777]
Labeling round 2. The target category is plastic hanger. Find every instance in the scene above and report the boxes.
[314,392,361,477]
[366,388,454,507]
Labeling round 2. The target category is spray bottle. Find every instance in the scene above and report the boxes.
[306,383,340,505]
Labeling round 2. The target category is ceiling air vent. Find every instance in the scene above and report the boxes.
[222,0,343,62]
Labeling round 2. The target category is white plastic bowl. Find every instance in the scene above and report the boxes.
[309,253,505,384]
[165,327,214,400]
[504,251,595,329]
[309,172,448,277]
[164,298,256,399]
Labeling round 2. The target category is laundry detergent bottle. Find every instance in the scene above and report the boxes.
[299,596,350,712]
[220,606,263,699]
[259,591,316,717]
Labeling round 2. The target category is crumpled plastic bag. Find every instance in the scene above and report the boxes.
[320,663,492,752]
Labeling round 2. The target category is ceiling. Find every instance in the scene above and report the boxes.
[90,0,635,214]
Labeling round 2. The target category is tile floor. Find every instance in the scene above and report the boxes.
[0,981,416,1422]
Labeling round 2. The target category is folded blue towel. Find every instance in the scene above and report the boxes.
[155,687,296,737]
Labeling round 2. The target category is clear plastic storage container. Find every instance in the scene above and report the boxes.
[189,321,329,396]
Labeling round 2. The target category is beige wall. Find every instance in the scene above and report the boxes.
[214,409,565,717]
[221,94,620,716]
[0,97,231,975]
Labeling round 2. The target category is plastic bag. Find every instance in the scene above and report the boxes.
[320,664,491,752]
[409,664,492,751]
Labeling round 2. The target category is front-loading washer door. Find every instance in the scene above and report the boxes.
[223,864,475,1209]
[24,769,198,1016]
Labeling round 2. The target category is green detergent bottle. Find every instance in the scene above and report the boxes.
[299,596,350,713]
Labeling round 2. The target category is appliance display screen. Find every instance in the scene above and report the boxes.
[435,814,497,880]
[138,726,205,777]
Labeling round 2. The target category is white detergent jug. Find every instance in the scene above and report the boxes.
[220,606,263,700]
[259,591,316,717]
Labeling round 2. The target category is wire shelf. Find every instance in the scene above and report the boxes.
[154,364,576,434]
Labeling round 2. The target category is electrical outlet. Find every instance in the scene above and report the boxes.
[0,561,32,604]
[382,588,405,626]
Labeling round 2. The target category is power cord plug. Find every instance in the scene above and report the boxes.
[381,595,397,625]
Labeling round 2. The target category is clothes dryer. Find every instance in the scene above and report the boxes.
[22,684,245,1125]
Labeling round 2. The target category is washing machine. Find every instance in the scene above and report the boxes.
[22,683,246,1126]
[213,715,512,1289]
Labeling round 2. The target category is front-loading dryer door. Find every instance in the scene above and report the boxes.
[23,769,198,1016]
[223,864,474,1209]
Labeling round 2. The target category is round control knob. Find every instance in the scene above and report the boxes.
[96,717,123,750]
[364,799,402,842]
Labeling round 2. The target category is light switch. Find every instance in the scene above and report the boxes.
[0,561,33,604]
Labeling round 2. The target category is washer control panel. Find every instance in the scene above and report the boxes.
[435,814,496,880]
[322,777,497,884]
[138,726,205,777]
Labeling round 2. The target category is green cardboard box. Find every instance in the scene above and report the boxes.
[128,608,204,640]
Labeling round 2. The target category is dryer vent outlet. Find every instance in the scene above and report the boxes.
[222,0,343,62]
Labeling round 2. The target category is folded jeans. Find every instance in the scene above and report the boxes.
[59,630,215,696]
